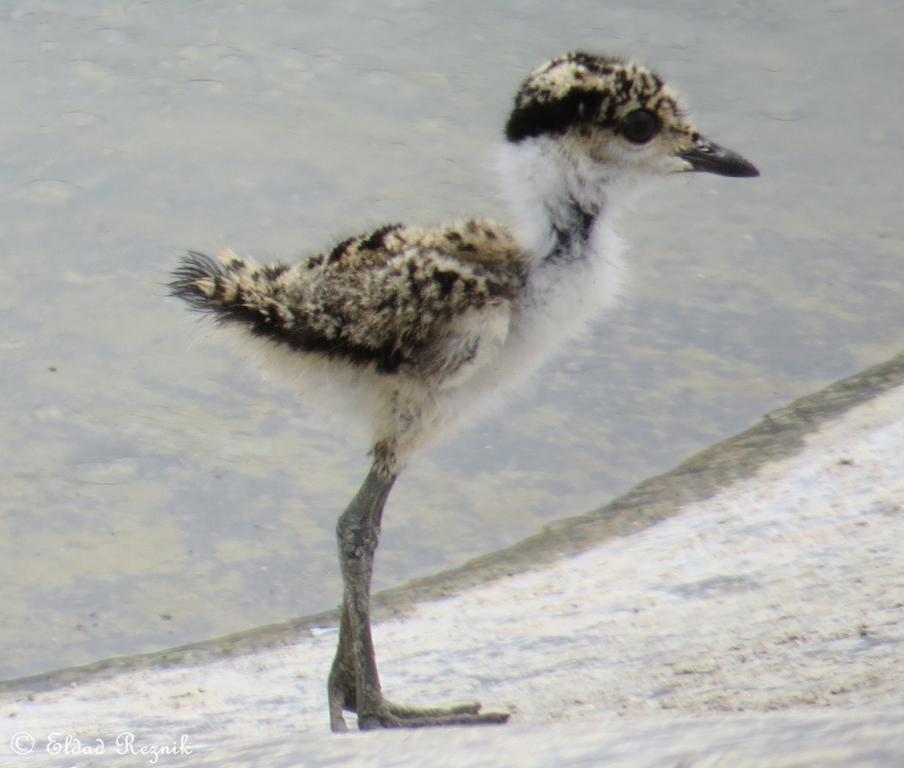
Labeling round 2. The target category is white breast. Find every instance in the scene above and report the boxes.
[432,220,628,441]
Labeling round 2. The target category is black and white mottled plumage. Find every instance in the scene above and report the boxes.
[170,52,758,732]
[171,221,525,377]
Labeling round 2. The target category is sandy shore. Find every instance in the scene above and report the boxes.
[2,355,903,766]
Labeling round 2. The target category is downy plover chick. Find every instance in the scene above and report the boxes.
[171,51,758,731]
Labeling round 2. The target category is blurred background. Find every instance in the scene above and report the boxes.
[2,0,903,678]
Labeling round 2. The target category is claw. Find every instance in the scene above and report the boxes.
[358,702,510,730]
[385,700,483,719]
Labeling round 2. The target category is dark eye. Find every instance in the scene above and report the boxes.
[620,109,661,144]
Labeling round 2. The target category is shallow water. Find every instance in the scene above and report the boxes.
[2,1,903,678]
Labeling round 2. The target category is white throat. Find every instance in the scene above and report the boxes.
[486,136,632,388]
[498,137,640,266]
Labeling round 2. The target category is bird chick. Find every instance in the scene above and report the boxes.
[171,51,758,731]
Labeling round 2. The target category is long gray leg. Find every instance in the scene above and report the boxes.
[327,600,356,731]
[327,457,510,731]
[328,463,394,731]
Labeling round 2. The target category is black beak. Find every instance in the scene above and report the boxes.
[677,136,759,178]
